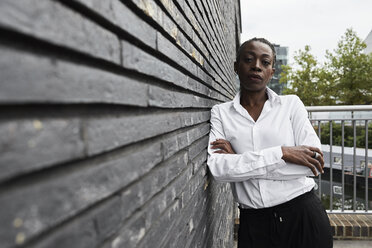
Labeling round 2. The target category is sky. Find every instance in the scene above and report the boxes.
[240,0,372,64]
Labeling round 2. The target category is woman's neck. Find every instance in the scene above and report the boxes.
[240,88,268,107]
[240,89,268,122]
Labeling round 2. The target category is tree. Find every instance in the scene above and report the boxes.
[314,122,372,149]
[325,28,372,104]
[279,46,335,106]
[280,28,372,105]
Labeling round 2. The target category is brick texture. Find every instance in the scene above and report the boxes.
[329,214,372,240]
[0,0,241,247]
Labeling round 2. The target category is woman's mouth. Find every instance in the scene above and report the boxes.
[247,74,263,81]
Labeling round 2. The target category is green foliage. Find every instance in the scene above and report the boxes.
[313,122,372,149]
[320,194,365,210]
[280,28,372,105]
[280,46,335,106]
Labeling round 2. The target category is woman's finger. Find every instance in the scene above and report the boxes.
[307,146,323,156]
[319,155,324,168]
[211,145,225,151]
[310,150,325,168]
[313,153,325,168]
[309,157,323,173]
[214,150,227,154]
[211,144,228,152]
[211,140,235,154]
[304,161,318,176]
[307,149,316,158]
[211,143,226,149]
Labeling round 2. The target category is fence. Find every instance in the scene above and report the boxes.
[307,105,372,213]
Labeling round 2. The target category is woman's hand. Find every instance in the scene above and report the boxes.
[210,139,236,154]
[281,146,324,176]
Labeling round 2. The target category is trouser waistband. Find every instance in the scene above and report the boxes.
[239,189,315,215]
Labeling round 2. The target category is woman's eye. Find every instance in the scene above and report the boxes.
[263,61,270,66]
[244,57,253,62]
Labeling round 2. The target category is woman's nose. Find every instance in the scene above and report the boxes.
[251,60,262,71]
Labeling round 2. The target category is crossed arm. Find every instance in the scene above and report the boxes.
[207,100,325,183]
[210,139,324,177]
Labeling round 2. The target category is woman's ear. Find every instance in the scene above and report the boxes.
[234,61,238,74]
[271,68,276,77]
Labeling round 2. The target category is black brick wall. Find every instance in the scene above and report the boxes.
[0,0,241,247]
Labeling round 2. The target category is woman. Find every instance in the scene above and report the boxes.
[207,38,333,248]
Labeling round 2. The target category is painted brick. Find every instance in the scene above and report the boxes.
[328,214,372,240]
[157,0,210,63]
[140,167,198,247]
[188,136,209,160]
[137,200,182,248]
[162,123,209,160]
[0,140,163,247]
[0,117,84,182]
[28,196,121,248]
[159,0,193,38]
[120,156,192,223]
[30,215,97,248]
[122,39,187,87]
[108,211,147,248]
[0,46,148,106]
[148,84,218,108]
[129,0,218,74]
[0,0,241,247]
[0,0,120,63]
[84,110,209,155]
[111,159,192,248]
[73,0,157,49]
[0,45,224,108]
[192,0,230,81]
[192,150,208,175]
[164,167,208,247]
[156,32,197,75]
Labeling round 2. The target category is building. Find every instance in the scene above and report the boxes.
[268,44,288,95]
[0,1,241,247]
[364,29,372,54]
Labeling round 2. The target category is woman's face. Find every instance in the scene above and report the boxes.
[234,41,275,92]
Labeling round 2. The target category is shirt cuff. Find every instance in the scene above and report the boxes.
[262,146,284,165]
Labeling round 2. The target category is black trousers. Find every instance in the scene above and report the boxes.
[238,190,333,248]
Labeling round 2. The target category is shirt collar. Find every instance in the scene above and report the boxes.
[233,87,282,115]
[266,87,281,104]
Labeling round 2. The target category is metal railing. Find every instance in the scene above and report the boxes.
[306,105,372,213]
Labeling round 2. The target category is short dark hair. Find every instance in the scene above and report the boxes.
[236,37,276,68]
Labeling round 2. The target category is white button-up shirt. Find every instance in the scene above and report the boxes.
[207,88,320,208]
